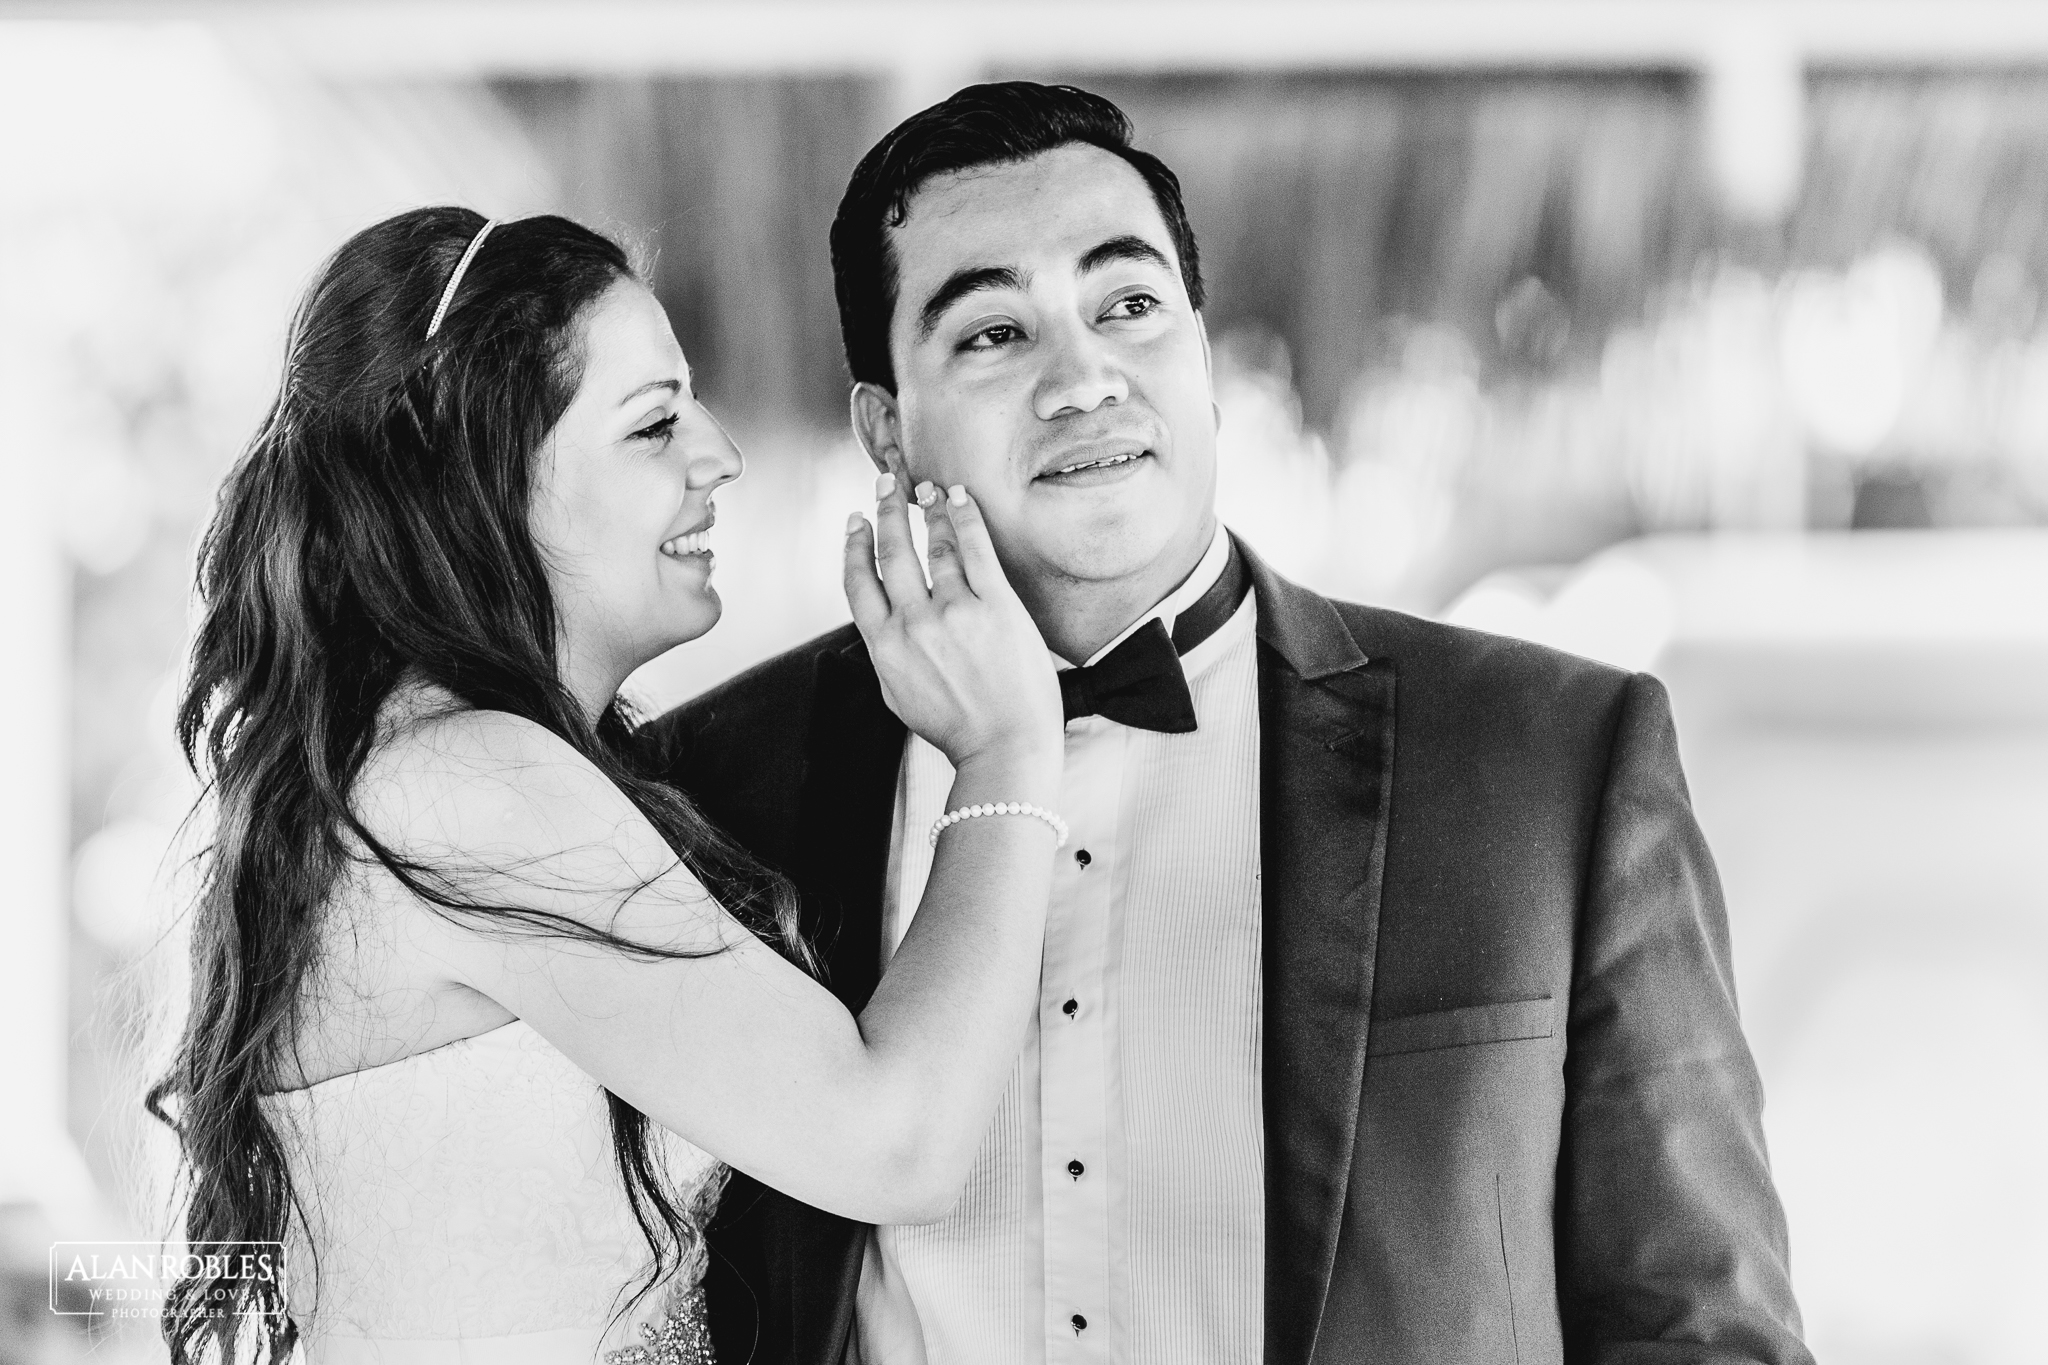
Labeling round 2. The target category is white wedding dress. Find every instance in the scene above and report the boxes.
[266,1020,717,1364]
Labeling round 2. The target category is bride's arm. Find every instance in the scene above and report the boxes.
[378,718,1053,1226]
[366,482,1063,1226]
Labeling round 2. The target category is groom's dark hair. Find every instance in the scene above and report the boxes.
[830,80,1206,393]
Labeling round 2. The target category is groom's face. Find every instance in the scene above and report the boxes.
[870,144,1217,597]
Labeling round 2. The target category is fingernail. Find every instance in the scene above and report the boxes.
[946,484,967,506]
[875,472,896,500]
[846,511,865,534]
[913,481,937,508]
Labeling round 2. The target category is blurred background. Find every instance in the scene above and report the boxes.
[4,1,2047,1360]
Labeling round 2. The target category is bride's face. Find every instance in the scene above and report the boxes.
[529,279,740,698]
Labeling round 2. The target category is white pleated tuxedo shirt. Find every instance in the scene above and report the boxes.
[852,526,1266,1365]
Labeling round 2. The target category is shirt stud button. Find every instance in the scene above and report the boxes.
[1068,1159,1085,1179]
[1062,998,1078,1017]
[1074,848,1091,867]
[1071,1313,1088,1333]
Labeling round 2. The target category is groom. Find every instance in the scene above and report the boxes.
[654,82,1810,1365]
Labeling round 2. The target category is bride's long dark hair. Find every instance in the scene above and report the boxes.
[148,207,807,1364]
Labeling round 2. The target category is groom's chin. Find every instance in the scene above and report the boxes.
[1028,517,1184,586]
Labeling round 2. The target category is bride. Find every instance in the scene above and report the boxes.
[148,207,1064,1363]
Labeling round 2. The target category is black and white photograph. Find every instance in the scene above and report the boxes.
[3,2,2046,1363]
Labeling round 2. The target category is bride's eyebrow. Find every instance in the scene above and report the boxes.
[618,379,682,407]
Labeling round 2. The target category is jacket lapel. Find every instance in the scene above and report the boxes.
[1242,539,1394,1365]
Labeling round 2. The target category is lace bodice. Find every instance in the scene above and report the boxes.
[266,1020,716,1362]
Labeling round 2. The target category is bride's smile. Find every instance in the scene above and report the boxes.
[526,278,742,718]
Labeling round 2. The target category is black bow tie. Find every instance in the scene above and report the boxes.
[1057,541,1248,734]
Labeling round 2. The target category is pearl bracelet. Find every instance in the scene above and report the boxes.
[928,801,1069,850]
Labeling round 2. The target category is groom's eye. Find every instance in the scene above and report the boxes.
[961,322,1024,352]
[1103,291,1161,321]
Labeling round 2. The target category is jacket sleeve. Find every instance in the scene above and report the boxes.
[1558,672,1813,1364]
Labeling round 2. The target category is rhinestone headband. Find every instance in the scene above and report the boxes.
[425,219,499,339]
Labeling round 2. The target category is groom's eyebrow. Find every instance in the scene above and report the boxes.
[1077,234,1172,276]
[917,265,1026,340]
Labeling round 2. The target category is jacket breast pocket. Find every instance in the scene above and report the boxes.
[1366,997,1556,1057]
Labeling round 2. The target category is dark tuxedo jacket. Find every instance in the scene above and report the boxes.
[646,539,1811,1365]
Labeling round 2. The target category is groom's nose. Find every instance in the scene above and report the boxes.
[1033,315,1130,421]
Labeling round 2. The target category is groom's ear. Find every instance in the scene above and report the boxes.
[849,383,902,475]
[1196,312,1220,433]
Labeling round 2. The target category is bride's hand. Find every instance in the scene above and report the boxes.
[844,470,1063,772]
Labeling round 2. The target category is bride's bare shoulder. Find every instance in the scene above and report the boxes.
[353,695,665,872]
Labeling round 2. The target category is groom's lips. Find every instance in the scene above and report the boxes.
[1033,440,1154,484]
